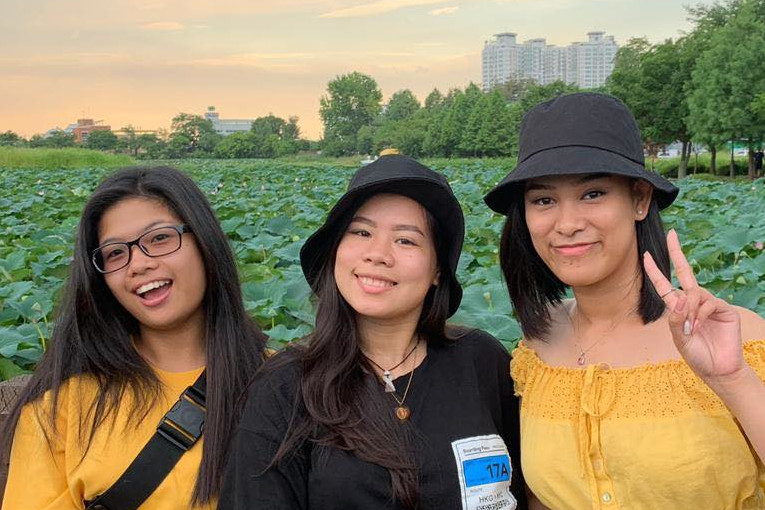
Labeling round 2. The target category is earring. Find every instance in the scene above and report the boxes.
[637,209,643,215]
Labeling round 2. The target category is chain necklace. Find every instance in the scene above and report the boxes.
[571,303,638,366]
[362,338,419,393]
[390,345,417,421]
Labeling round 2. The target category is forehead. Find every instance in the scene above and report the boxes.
[524,173,628,190]
[354,193,428,220]
[98,197,179,242]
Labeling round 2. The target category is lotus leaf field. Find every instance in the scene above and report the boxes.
[1,160,764,380]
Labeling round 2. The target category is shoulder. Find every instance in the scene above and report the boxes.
[446,327,510,360]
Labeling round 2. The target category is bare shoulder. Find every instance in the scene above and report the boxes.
[735,306,765,342]
[522,299,573,356]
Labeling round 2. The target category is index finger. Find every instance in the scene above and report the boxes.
[666,229,699,291]
[643,250,676,303]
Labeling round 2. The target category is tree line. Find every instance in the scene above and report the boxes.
[0,113,310,160]
[607,0,765,178]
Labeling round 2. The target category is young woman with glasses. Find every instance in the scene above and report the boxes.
[1,166,267,509]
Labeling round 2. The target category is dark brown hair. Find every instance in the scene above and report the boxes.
[0,166,267,504]
[499,178,671,339]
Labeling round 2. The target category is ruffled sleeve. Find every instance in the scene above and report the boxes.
[743,339,765,382]
[510,343,536,397]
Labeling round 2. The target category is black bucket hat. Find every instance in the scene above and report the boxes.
[484,92,679,213]
[300,154,464,316]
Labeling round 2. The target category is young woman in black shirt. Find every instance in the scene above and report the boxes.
[220,154,527,509]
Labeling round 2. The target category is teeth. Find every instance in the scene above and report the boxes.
[137,280,171,296]
[359,276,395,288]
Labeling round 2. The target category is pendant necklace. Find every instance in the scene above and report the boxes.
[390,345,418,422]
[362,338,419,393]
[572,304,637,366]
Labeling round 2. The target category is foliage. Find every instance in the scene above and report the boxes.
[319,72,383,156]
[84,130,118,151]
[0,160,763,378]
[0,147,134,170]
[29,130,76,149]
[0,131,25,147]
[169,113,222,156]
[687,0,765,178]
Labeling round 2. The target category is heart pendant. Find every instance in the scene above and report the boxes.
[395,406,411,421]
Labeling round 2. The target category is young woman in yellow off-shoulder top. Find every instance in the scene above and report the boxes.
[484,92,765,510]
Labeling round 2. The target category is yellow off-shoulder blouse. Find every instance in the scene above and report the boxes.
[510,339,765,510]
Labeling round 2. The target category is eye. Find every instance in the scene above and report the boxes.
[528,196,554,206]
[395,237,417,246]
[149,232,172,244]
[347,228,371,237]
[582,190,606,200]
[104,246,126,260]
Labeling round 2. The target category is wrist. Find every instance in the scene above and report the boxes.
[704,365,759,400]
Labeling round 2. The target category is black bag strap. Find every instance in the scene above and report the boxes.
[84,370,207,510]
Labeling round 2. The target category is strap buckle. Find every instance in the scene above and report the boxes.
[156,385,206,451]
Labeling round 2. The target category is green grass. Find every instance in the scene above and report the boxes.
[0,147,134,170]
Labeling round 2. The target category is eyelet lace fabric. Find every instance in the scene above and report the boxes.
[510,339,765,510]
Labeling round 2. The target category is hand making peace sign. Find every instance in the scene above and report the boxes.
[643,229,745,383]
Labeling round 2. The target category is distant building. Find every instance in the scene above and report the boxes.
[46,118,111,143]
[481,31,619,91]
[204,106,254,136]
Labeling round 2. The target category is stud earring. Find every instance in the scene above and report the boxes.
[637,209,643,215]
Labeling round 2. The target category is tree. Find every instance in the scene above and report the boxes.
[215,131,258,158]
[384,90,420,122]
[0,131,24,146]
[170,113,221,155]
[85,130,118,151]
[320,72,382,156]
[118,125,140,157]
[608,38,694,176]
[136,133,164,159]
[687,0,765,178]
[33,129,75,148]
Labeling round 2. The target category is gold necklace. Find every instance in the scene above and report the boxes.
[389,345,417,422]
[572,304,637,366]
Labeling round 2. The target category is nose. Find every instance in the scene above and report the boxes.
[126,244,158,275]
[363,235,394,266]
[553,200,586,237]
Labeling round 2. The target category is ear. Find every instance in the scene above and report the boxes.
[432,269,440,286]
[632,180,653,221]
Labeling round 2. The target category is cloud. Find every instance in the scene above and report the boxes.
[139,21,185,31]
[429,6,458,15]
[320,0,449,18]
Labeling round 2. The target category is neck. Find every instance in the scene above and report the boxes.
[571,263,643,331]
[358,315,420,368]
[136,315,206,372]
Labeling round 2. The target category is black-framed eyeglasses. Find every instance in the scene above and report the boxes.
[92,225,193,274]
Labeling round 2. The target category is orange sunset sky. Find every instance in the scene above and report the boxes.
[1,0,713,140]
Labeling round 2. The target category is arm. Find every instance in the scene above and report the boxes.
[644,229,765,463]
[2,402,78,509]
[218,366,310,510]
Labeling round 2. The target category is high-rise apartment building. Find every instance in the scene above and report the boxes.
[481,31,618,91]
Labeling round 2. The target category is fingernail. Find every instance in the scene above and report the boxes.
[683,320,691,336]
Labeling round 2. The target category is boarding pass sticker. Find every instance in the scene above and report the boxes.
[451,434,517,510]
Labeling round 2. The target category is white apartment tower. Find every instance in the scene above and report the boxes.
[481,31,619,91]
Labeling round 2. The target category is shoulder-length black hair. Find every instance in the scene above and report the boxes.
[0,165,266,504]
[269,196,457,509]
[499,180,671,340]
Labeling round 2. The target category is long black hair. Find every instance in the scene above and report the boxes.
[0,166,267,504]
[499,180,671,340]
[269,196,457,509]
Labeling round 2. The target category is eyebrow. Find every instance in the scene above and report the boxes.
[99,220,175,245]
[350,215,426,236]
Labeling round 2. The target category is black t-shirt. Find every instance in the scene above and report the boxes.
[219,329,527,510]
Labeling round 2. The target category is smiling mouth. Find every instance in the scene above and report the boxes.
[356,275,397,288]
[553,243,595,256]
[136,279,172,299]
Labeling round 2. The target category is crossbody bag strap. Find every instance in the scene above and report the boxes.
[84,370,207,510]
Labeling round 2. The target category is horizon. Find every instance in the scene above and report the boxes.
[1,0,714,140]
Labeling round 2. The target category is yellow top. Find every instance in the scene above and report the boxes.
[510,339,765,510]
[2,366,214,510]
